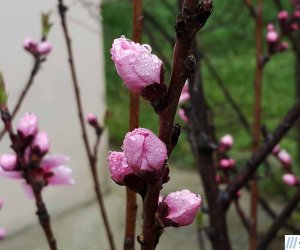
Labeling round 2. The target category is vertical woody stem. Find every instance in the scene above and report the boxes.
[250,0,263,249]
[124,1,143,249]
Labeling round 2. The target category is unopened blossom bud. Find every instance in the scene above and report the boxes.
[123,128,167,172]
[266,30,279,43]
[87,113,97,124]
[278,149,292,167]
[290,23,300,31]
[158,190,201,227]
[32,131,50,154]
[178,108,189,123]
[272,145,281,155]
[0,153,17,171]
[179,81,190,104]
[0,228,6,240]
[294,10,300,18]
[219,158,235,169]
[278,10,289,21]
[267,23,275,31]
[107,151,134,184]
[278,42,289,52]
[17,113,38,138]
[37,41,52,55]
[111,36,163,93]
[23,37,38,54]
[219,134,234,152]
[283,174,299,186]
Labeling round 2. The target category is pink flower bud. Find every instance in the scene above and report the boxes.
[290,23,300,31]
[219,158,235,169]
[107,151,134,184]
[159,189,201,227]
[0,199,3,209]
[17,113,38,138]
[266,30,279,43]
[267,23,275,31]
[294,10,300,18]
[215,175,221,183]
[23,37,38,53]
[272,145,281,155]
[278,42,289,52]
[178,108,189,123]
[179,81,190,104]
[111,36,163,93]
[86,113,97,124]
[0,153,17,171]
[0,227,6,240]
[278,149,292,167]
[219,134,234,152]
[278,10,289,20]
[123,128,167,172]
[32,131,50,154]
[283,174,298,186]
[37,41,52,55]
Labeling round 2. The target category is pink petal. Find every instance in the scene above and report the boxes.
[47,166,75,185]
[41,154,70,170]
[21,182,35,199]
[0,168,22,179]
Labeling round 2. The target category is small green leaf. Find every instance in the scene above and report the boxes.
[196,210,203,225]
[0,72,7,106]
[41,11,53,38]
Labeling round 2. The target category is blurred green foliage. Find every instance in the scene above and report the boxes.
[102,0,297,176]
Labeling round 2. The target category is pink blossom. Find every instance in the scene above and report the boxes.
[47,166,75,185]
[0,227,6,240]
[219,134,234,152]
[219,158,235,169]
[178,108,189,123]
[107,151,134,184]
[86,113,97,124]
[278,149,292,167]
[294,10,300,18]
[17,113,38,138]
[179,81,190,104]
[290,23,300,31]
[0,153,17,171]
[123,128,167,172]
[23,37,38,53]
[278,10,289,20]
[159,189,201,227]
[282,174,298,186]
[266,30,279,43]
[32,131,50,154]
[267,23,275,31]
[0,167,22,179]
[37,41,52,55]
[22,183,35,199]
[40,154,74,185]
[111,36,163,93]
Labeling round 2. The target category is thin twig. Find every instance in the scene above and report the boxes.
[221,98,300,211]
[57,2,115,250]
[0,57,43,140]
[257,186,300,250]
[123,1,143,249]
[249,0,263,248]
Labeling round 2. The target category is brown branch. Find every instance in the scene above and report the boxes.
[0,57,43,140]
[257,187,300,250]
[249,0,263,248]
[140,1,213,250]
[33,188,58,250]
[234,200,251,234]
[57,2,115,250]
[123,1,143,250]
[221,98,300,211]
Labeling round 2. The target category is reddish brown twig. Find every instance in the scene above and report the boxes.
[221,98,300,210]
[0,56,43,141]
[139,1,213,249]
[123,1,143,250]
[57,2,115,250]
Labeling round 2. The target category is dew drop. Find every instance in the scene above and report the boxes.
[142,44,152,53]
[121,35,125,38]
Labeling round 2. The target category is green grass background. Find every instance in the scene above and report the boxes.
[102,0,297,183]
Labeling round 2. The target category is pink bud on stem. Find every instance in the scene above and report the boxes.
[283,174,299,186]
[158,190,201,227]
[32,131,50,155]
[277,149,292,167]
[111,36,163,93]
[17,113,39,139]
[123,128,167,172]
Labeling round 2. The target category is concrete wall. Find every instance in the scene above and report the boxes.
[0,0,109,235]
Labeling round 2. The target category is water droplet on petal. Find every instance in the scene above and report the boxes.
[142,44,152,53]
